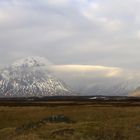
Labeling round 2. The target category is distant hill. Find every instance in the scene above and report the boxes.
[130,87,140,96]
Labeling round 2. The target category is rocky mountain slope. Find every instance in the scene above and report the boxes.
[0,57,71,97]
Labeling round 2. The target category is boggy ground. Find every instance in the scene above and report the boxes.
[0,103,140,140]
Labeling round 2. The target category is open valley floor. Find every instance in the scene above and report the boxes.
[0,97,140,140]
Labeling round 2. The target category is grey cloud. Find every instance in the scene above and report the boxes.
[0,0,140,71]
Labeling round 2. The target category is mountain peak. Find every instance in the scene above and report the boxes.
[0,57,71,97]
[11,56,52,68]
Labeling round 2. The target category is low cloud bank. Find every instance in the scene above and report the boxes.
[48,64,140,95]
[50,65,122,78]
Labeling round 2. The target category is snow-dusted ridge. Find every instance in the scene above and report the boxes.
[11,56,52,68]
[0,57,71,97]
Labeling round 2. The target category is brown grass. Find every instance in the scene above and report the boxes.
[0,104,140,140]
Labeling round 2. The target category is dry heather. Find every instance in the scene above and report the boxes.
[0,104,140,140]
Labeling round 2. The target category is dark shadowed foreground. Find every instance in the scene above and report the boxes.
[0,98,140,140]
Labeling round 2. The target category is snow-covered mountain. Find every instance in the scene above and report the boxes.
[81,81,138,96]
[0,56,140,97]
[82,79,139,96]
[0,57,71,97]
[53,72,140,96]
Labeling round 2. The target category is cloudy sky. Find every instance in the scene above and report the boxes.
[1,0,140,95]
[0,0,140,70]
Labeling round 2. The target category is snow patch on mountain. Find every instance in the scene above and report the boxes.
[0,57,71,97]
[12,56,52,68]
